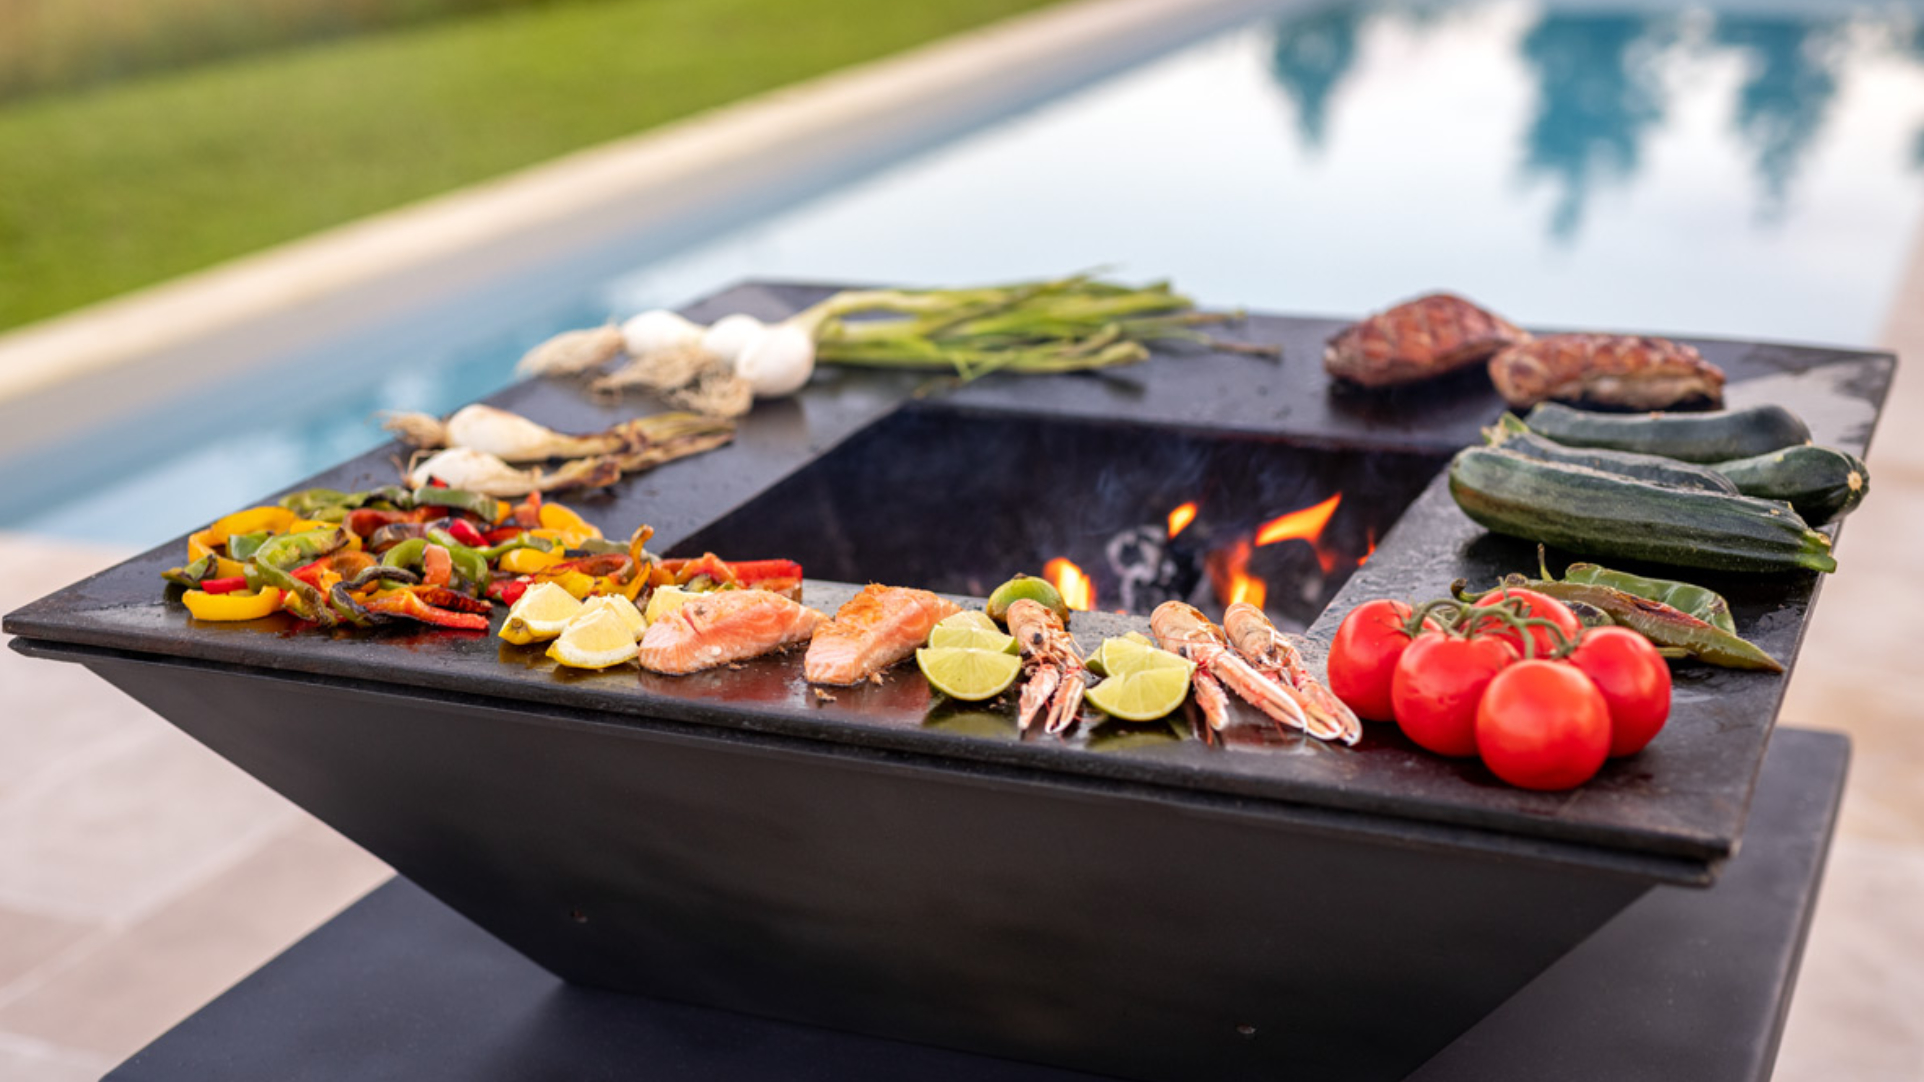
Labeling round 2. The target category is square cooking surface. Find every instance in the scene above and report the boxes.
[3,282,1894,877]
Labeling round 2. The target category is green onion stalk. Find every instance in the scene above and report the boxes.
[788,274,1279,383]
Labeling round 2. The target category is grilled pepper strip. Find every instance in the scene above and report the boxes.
[1473,573,1783,672]
[183,586,283,621]
[359,589,490,630]
[1561,562,1737,634]
[414,487,506,524]
[162,555,220,590]
[424,529,493,590]
[252,528,351,624]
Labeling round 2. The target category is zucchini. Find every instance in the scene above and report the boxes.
[1448,447,1836,574]
[1483,414,1739,494]
[1712,445,1869,526]
[1523,402,1811,463]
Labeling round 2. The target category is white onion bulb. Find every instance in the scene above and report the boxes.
[700,314,767,368]
[734,322,816,398]
[620,309,704,357]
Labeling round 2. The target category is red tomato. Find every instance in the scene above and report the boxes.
[1567,627,1672,757]
[1470,588,1582,661]
[1475,660,1611,790]
[1390,632,1517,757]
[1330,600,1426,722]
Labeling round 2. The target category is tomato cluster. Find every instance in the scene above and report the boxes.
[1328,589,1672,790]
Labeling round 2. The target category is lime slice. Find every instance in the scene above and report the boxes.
[916,647,1022,702]
[985,574,1069,627]
[1096,635,1193,680]
[939,610,998,631]
[546,607,640,669]
[930,613,1018,654]
[1084,666,1193,722]
[500,581,585,645]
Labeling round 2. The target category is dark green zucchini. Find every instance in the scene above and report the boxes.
[1522,402,1811,463]
[1448,447,1836,574]
[1483,414,1739,494]
[1711,445,1868,525]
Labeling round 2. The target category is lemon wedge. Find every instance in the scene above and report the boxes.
[546,607,640,669]
[499,581,584,645]
[644,584,696,625]
[578,593,647,640]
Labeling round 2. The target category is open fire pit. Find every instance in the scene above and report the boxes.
[4,281,1893,1081]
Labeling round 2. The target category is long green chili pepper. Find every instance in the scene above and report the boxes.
[381,538,431,571]
[414,487,504,523]
[345,566,421,590]
[1462,573,1783,672]
[1559,561,1736,634]
[328,582,378,627]
[568,537,629,556]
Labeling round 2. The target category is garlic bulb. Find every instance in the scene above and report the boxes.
[700,314,766,368]
[734,322,816,398]
[621,309,704,358]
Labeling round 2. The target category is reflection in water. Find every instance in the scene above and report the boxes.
[1271,5,1366,149]
[1715,16,1843,215]
[1518,14,1673,238]
[1266,2,1914,238]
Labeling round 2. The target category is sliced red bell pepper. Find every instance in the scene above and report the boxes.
[724,559,803,585]
[483,526,526,546]
[197,575,250,595]
[487,577,531,607]
[443,519,487,548]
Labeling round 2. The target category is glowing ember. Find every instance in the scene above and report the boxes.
[1254,493,1342,547]
[1044,557,1096,611]
[1166,502,1198,539]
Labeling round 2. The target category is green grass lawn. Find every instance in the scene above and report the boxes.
[0,0,1055,333]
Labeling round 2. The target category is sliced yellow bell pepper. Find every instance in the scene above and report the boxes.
[183,587,283,621]
[538,503,601,539]
[186,529,251,579]
[546,569,597,600]
[208,506,298,544]
[499,547,564,575]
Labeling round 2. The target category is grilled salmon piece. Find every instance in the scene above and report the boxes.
[1324,293,1530,388]
[1489,333,1724,410]
[638,589,824,675]
[804,584,961,685]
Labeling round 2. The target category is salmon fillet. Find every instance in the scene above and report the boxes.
[638,589,824,675]
[804,584,961,685]
[1488,333,1724,410]
[1324,293,1530,388]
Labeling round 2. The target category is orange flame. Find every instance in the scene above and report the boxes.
[1204,540,1268,611]
[1166,501,1198,539]
[1043,557,1096,611]
[1255,493,1342,547]
[1358,528,1378,568]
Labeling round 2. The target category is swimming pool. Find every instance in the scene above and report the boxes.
[9,0,1924,542]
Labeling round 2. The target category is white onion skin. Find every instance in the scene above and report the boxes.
[620,309,704,357]
[700,314,767,368]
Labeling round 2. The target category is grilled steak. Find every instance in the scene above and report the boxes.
[1489,334,1724,410]
[1324,293,1530,388]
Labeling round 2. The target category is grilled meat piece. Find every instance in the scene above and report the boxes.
[1489,334,1724,410]
[1324,293,1530,388]
[804,584,961,685]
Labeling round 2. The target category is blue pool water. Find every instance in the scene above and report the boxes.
[10,0,1924,543]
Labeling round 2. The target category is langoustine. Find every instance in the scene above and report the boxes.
[1220,602,1361,744]
[1151,601,1337,741]
[1005,598,1088,734]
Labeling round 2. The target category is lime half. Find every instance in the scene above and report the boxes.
[1084,666,1193,722]
[917,647,1023,702]
[985,574,1069,627]
[1094,635,1192,681]
[931,612,1018,654]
